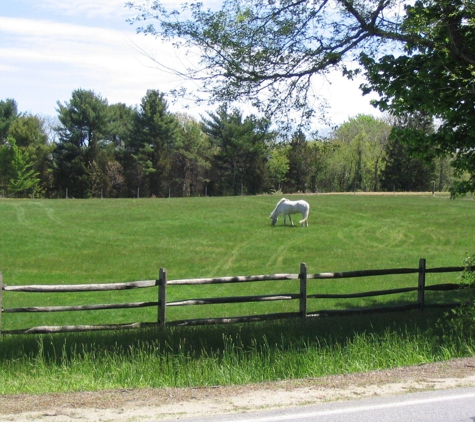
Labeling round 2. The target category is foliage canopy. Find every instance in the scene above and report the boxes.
[127,0,475,191]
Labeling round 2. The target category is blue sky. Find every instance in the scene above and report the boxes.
[0,0,382,127]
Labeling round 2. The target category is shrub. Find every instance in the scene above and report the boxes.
[442,254,475,336]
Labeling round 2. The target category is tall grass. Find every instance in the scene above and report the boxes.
[1,194,475,394]
[1,310,474,394]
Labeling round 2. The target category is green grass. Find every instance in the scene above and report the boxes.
[1,311,474,394]
[1,194,475,394]
[2,193,471,283]
[1,194,473,330]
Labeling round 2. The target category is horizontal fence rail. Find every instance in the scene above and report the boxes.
[0,260,472,335]
[2,280,158,292]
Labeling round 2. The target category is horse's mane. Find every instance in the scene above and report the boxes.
[270,198,287,217]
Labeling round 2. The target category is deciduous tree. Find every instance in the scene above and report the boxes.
[331,115,391,191]
[380,113,437,192]
[126,0,406,126]
[360,0,475,193]
[128,0,475,192]
[8,114,55,195]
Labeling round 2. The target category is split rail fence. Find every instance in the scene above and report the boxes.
[0,259,471,335]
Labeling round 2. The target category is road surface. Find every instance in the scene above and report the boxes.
[162,386,475,422]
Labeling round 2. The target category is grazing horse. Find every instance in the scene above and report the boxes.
[270,198,310,227]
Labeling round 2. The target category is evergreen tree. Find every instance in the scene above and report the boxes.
[0,99,19,143]
[54,89,110,197]
[104,103,135,197]
[130,90,179,197]
[0,138,41,197]
[201,105,272,196]
[171,114,212,197]
[285,130,313,193]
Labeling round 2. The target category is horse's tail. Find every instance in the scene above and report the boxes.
[299,202,310,226]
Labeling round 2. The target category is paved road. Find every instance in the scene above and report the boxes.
[159,386,475,422]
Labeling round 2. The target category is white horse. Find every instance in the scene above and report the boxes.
[270,198,310,227]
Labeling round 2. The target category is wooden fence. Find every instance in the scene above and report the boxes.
[0,259,471,335]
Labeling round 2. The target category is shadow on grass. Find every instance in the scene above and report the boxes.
[3,307,475,393]
[0,308,452,362]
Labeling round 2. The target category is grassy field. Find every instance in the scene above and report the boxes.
[1,193,475,394]
[1,193,473,330]
[2,193,472,283]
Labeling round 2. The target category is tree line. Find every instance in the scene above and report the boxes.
[0,90,456,199]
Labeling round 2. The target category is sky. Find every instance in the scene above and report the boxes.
[0,0,383,130]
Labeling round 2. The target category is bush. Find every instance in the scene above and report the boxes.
[442,254,475,336]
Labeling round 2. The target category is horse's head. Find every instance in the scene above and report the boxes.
[270,215,277,226]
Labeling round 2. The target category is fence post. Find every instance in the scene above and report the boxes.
[0,272,3,334]
[299,262,307,319]
[158,268,167,328]
[418,258,426,310]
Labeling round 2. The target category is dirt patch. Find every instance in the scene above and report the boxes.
[1,357,475,421]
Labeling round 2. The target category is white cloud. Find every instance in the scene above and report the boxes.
[0,16,135,59]
[317,70,382,126]
[30,0,131,20]
[0,15,199,115]
[25,0,218,21]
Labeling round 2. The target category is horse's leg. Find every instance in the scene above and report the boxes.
[289,214,294,226]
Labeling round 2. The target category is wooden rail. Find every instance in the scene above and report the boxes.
[0,259,471,335]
